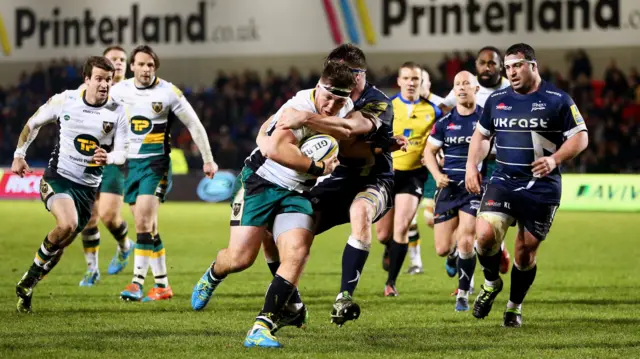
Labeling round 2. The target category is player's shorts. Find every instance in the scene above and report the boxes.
[310,172,393,235]
[123,155,172,205]
[393,167,428,198]
[230,166,314,227]
[39,173,98,233]
[478,184,559,241]
[434,184,481,224]
[99,164,124,195]
[423,173,437,199]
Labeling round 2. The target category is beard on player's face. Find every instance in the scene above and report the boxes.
[477,72,500,88]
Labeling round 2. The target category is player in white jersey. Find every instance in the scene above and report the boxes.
[434,46,512,283]
[114,45,217,302]
[13,56,129,313]
[191,62,352,348]
[78,45,134,287]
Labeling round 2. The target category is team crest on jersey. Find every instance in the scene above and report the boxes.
[102,121,114,134]
[531,101,547,112]
[152,102,164,114]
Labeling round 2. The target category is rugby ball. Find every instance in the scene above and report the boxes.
[300,134,339,162]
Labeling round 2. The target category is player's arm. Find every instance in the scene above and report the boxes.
[277,108,374,140]
[437,89,456,115]
[263,128,336,176]
[466,103,494,194]
[423,132,449,188]
[106,108,130,165]
[256,116,274,154]
[532,98,589,177]
[12,93,64,176]
[169,85,217,177]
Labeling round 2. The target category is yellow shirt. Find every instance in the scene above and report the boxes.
[391,94,442,171]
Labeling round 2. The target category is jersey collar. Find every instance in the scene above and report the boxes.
[82,89,108,108]
[135,76,160,90]
[397,93,421,105]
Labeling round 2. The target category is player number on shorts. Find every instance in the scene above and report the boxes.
[531,132,557,160]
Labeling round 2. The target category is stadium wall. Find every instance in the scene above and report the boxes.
[0,0,638,85]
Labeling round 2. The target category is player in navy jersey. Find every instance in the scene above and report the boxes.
[466,43,588,327]
[424,71,483,312]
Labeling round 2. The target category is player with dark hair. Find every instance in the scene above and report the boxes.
[190,62,354,348]
[272,43,406,326]
[115,45,217,302]
[13,56,129,312]
[466,43,588,327]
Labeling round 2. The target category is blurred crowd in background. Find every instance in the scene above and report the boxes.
[1,50,639,173]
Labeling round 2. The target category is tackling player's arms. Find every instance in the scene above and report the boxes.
[261,127,337,176]
[276,108,375,140]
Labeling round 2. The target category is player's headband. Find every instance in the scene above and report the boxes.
[504,58,537,66]
[319,83,352,98]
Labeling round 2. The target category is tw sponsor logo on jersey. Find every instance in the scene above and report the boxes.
[447,123,462,130]
[493,118,549,129]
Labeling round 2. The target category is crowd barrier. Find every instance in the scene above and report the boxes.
[1,169,637,212]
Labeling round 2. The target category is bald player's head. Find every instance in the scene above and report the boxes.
[453,70,479,106]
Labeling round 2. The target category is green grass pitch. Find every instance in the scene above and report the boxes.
[1,201,639,358]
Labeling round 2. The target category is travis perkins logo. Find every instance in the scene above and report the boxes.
[0,1,259,56]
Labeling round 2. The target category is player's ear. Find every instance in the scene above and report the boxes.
[396,76,402,88]
[474,85,479,94]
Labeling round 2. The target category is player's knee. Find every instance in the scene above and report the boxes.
[376,228,392,244]
[475,220,495,246]
[56,221,77,239]
[228,249,256,272]
[134,216,153,233]
[350,201,373,226]
[282,241,310,268]
[457,232,474,254]
[435,241,452,257]
[99,209,119,228]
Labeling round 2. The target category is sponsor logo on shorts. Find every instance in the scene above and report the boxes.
[470,200,480,210]
[485,199,501,207]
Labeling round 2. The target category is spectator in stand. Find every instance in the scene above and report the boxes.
[570,49,592,81]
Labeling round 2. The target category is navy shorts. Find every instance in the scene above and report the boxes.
[310,173,393,235]
[478,184,559,241]
[434,183,481,224]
